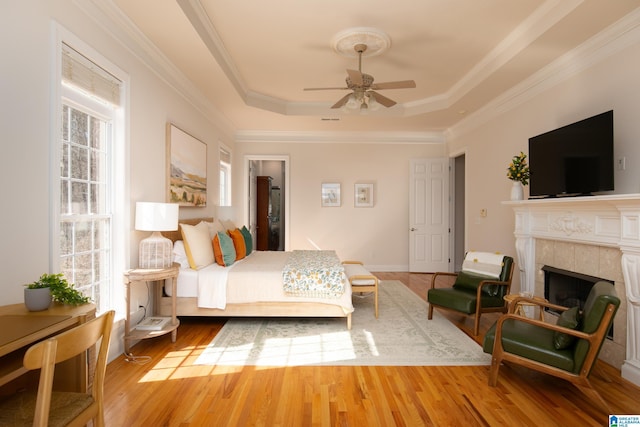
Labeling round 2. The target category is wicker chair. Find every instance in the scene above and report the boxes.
[0,310,115,427]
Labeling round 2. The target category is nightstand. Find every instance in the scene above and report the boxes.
[123,263,180,354]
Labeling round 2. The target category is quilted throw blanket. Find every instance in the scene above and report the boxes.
[282,250,346,298]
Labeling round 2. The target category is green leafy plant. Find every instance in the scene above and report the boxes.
[25,273,91,306]
[507,151,530,185]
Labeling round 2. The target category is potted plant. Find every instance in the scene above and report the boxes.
[24,273,91,311]
[507,151,530,200]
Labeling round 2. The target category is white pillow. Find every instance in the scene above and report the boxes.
[204,220,225,240]
[172,240,190,269]
[461,251,503,278]
[180,222,214,269]
[220,219,236,231]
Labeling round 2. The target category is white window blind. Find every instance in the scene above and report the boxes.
[62,42,121,106]
[220,147,231,165]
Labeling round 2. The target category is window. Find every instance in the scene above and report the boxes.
[219,145,231,206]
[56,41,124,314]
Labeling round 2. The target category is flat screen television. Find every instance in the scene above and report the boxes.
[528,110,614,198]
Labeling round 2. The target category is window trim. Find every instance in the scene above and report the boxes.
[51,24,130,317]
[219,143,232,207]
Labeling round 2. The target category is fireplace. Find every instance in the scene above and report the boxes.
[542,265,614,339]
[506,194,640,387]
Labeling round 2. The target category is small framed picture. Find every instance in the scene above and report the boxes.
[321,183,341,207]
[355,183,374,207]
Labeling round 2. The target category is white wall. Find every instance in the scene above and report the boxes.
[0,1,230,357]
[234,141,447,270]
[448,34,640,292]
[4,1,640,359]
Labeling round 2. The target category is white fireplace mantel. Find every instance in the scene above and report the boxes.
[504,193,640,387]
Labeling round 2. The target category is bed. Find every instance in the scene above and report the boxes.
[157,218,354,329]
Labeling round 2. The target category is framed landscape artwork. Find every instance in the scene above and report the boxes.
[167,123,207,206]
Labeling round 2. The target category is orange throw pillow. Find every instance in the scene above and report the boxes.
[227,228,247,260]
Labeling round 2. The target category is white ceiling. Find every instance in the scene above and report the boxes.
[111,0,639,136]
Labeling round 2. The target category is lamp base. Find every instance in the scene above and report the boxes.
[139,231,173,269]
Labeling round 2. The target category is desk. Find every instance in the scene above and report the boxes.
[0,302,96,396]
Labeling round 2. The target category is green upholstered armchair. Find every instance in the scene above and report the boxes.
[483,281,620,411]
[427,253,514,336]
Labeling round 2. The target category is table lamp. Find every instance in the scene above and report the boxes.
[135,202,179,268]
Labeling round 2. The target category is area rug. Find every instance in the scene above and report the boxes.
[195,280,491,367]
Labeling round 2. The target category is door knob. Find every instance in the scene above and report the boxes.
[410,227,416,231]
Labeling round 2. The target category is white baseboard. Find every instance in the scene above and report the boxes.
[622,360,640,387]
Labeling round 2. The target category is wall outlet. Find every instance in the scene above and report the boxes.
[618,157,626,171]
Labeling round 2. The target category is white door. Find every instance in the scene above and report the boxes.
[409,158,450,272]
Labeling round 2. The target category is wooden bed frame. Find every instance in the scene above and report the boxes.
[157,218,352,329]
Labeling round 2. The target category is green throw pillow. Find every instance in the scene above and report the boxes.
[453,271,500,297]
[213,231,236,267]
[553,306,581,350]
[240,226,253,254]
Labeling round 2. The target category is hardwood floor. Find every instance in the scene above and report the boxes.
[104,273,640,426]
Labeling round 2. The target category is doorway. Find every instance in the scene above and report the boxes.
[452,153,466,271]
[408,158,449,272]
[244,155,290,251]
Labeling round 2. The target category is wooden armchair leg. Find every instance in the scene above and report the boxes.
[575,381,610,413]
[374,288,379,318]
[488,356,501,387]
[474,314,481,336]
[428,304,434,320]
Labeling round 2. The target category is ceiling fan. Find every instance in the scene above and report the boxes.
[304,43,416,110]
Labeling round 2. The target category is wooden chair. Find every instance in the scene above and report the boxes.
[427,253,514,335]
[343,261,379,318]
[483,281,619,411]
[0,310,115,427]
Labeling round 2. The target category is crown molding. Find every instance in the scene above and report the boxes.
[76,0,236,138]
[443,0,582,108]
[178,0,582,117]
[176,0,247,98]
[447,6,640,140]
[235,130,445,144]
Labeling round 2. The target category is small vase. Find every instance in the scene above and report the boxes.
[24,287,52,311]
[510,181,524,201]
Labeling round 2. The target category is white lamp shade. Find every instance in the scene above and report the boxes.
[135,202,179,231]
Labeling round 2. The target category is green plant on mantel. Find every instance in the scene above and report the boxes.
[507,151,530,185]
[25,273,91,306]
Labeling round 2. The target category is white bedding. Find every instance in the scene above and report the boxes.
[166,251,354,313]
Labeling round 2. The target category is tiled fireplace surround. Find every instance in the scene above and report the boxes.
[506,194,640,387]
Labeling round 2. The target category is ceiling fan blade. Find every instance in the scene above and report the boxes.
[369,91,396,107]
[346,69,363,86]
[371,80,416,90]
[303,87,349,91]
[331,93,353,109]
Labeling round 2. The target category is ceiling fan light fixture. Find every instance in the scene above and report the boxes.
[305,27,415,111]
[346,94,359,110]
[331,27,391,58]
[367,93,380,111]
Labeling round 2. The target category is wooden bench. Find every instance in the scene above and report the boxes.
[342,261,379,318]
